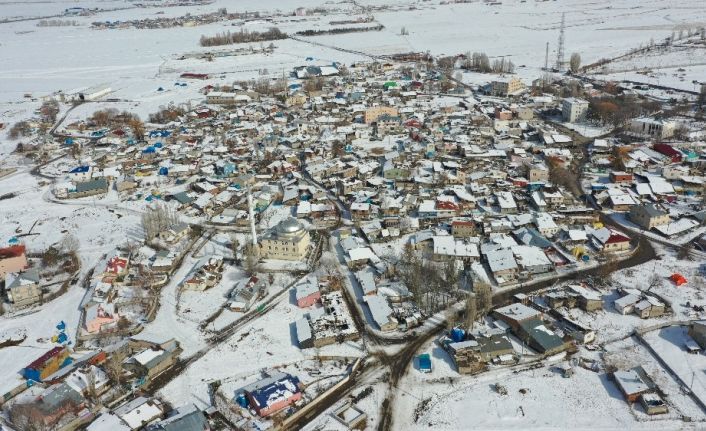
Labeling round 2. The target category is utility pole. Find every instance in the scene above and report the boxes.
[556,12,566,71]
[543,41,550,87]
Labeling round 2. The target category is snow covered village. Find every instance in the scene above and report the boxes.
[1,0,706,430]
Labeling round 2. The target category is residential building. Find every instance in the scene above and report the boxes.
[490,78,525,97]
[239,371,303,416]
[561,98,589,123]
[629,204,670,230]
[5,268,41,306]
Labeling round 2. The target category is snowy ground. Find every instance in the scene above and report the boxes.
[0,170,142,394]
[158,294,366,407]
[395,342,701,430]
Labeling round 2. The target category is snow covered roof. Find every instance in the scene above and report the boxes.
[613,369,649,395]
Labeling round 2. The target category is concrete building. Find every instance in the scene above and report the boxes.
[629,118,676,139]
[629,204,670,230]
[259,218,311,261]
[490,78,525,97]
[561,98,589,123]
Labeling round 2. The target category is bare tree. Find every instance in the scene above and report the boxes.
[474,280,492,317]
[9,403,50,431]
[141,203,179,240]
[465,294,477,330]
[569,53,581,73]
[243,245,260,276]
[85,367,98,404]
[105,350,127,386]
[60,233,80,254]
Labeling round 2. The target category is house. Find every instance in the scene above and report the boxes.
[150,404,209,431]
[451,219,477,238]
[113,396,164,430]
[614,293,640,315]
[5,268,42,306]
[527,163,549,182]
[13,383,85,429]
[652,143,682,163]
[355,268,377,295]
[493,303,541,331]
[609,171,633,184]
[123,339,181,380]
[23,346,71,382]
[68,177,109,199]
[561,98,589,123]
[239,371,303,416]
[295,277,321,308]
[567,285,603,312]
[158,223,191,244]
[486,248,518,285]
[0,244,29,279]
[297,291,359,348]
[475,332,515,362]
[517,318,569,355]
[364,295,397,331]
[229,276,266,311]
[612,369,650,403]
[103,256,129,282]
[629,204,670,230]
[259,218,311,261]
[84,303,119,334]
[592,228,631,253]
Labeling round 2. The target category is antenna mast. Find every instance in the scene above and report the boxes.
[555,13,566,71]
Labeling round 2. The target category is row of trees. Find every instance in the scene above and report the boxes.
[90,108,145,139]
[587,95,661,127]
[460,52,515,74]
[396,243,460,314]
[141,203,180,241]
[463,281,492,330]
[296,24,384,37]
[148,103,186,125]
[199,27,287,47]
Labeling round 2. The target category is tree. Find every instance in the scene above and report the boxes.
[39,100,60,124]
[569,53,581,73]
[141,203,179,240]
[465,294,477,330]
[8,121,32,139]
[9,403,49,431]
[60,233,80,254]
[105,350,127,386]
[85,367,98,404]
[128,117,145,140]
[474,280,492,317]
[42,246,61,267]
[243,245,260,276]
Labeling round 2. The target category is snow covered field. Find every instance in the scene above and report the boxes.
[2,0,706,155]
